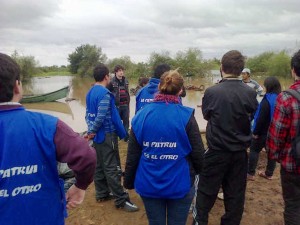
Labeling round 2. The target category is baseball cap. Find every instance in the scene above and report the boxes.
[242,68,251,74]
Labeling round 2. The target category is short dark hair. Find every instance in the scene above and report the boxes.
[221,50,245,76]
[114,65,124,73]
[93,64,109,82]
[291,49,300,77]
[0,53,21,102]
[264,76,281,94]
[153,64,171,79]
[138,77,149,87]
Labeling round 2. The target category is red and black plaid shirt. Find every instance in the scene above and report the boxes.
[266,80,300,174]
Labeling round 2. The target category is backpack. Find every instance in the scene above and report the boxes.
[284,89,300,166]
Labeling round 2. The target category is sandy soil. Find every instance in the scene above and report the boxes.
[65,140,284,225]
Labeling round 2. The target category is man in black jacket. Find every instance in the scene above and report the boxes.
[194,50,258,225]
[108,65,130,142]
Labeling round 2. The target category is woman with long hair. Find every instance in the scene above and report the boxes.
[247,76,282,180]
[124,69,204,225]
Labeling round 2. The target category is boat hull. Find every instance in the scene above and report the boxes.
[20,86,70,103]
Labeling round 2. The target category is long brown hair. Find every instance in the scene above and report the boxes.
[159,69,183,95]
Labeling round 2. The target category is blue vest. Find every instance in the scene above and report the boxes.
[132,102,193,198]
[86,85,126,143]
[252,93,277,132]
[0,107,66,225]
[135,78,160,113]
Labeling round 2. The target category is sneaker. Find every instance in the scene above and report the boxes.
[117,201,139,212]
[217,192,224,200]
[247,174,255,181]
[258,171,273,180]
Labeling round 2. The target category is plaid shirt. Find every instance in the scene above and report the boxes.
[266,80,300,174]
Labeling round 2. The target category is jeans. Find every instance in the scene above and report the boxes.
[248,135,276,176]
[118,105,129,137]
[93,133,128,207]
[281,167,300,225]
[195,149,247,225]
[141,187,195,225]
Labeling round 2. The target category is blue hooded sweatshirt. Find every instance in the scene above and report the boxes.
[135,78,160,113]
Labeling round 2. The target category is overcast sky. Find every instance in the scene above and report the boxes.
[1,0,300,66]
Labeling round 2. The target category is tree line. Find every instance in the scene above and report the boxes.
[68,44,217,78]
[11,45,292,81]
[11,50,69,81]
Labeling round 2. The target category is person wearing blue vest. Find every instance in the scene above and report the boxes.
[0,53,97,225]
[135,63,171,113]
[247,76,281,181]
[124,69,205,225]
[85,64,139,212]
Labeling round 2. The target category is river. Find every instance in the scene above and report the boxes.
[22,72,293,133]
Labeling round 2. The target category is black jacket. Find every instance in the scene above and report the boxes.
[202,79,258,152]
[107,76,130,106]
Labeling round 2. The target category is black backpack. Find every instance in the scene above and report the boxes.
[284,89,300,166]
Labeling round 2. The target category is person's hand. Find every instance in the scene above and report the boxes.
[65,184,86,209]
[88,133,95,140]
[83,133,89,140]
[252,134,259,139]
[84,133,95,141]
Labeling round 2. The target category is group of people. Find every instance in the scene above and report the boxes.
[1,48,300,225]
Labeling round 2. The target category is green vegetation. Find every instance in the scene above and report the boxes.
[11,46,293,81]
[246,50,291,77]
[11,51,72,81]
[11,51,38,81]
[68,44,107,76]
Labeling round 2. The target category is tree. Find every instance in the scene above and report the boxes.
[132,62,150,78]
[107,56,134,76]
[207,57,221,70]
[148,51,174,71]
[11,50,38,81]
[246,52,274,73]
[173,48,208,77]
[68,44,107,76]
[246,51,291,77]
[267,51,291,77]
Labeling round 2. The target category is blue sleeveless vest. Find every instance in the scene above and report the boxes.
[132,102,193,198]
[252,93,277,132]
[135,78,160,113]
[0,107,66,225]
[86,85,126,143]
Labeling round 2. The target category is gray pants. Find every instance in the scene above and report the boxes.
[93,133,128,207]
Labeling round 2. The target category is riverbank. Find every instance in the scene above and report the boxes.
[65,140,284,225]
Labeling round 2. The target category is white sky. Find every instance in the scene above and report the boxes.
[1,0,300,66]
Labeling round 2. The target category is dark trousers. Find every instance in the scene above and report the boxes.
[281,167,300,225]
[118,105,129,136]
[194,149,247,225]
[248,135,277,176]
[141,187,195,225]
[93,133,128,207]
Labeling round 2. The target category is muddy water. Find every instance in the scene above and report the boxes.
[22,73,293,133]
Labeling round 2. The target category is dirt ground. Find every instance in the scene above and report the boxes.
[65,140,284,225]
